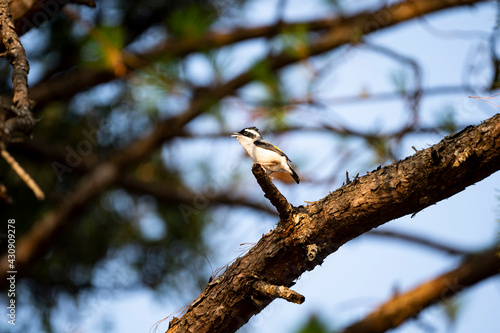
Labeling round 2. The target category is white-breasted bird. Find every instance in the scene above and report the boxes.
[231,127,300,184]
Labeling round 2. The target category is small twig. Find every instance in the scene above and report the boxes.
[253,280,305,304]
[469,93,500,108]
[368,229,470,256]
[1,149,44,200]
[251,164,293,222]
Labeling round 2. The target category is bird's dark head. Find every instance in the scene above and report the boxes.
[231,127,262,140]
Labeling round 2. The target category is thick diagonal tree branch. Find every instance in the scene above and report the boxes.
[165,114,500,333]
[342,247,500,333]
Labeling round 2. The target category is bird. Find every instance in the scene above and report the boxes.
[231,127,300,184]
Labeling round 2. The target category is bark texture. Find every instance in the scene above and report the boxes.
[166,113,500,333]
[252,164,292,221]
[0,0,34,136]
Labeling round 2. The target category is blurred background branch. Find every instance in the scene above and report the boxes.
[342,247,500,333]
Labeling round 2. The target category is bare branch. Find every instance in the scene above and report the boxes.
[322,85,477,105]
[367,229,471,256]
[30,68,117,111]
[253,280,305,305]
[362,42,423,122]
[251,163,292,222]
[0,0,35,137]
[119,176,277,216]
[1,149,44,199]
[0,0,44,201]
[341,247,500,333]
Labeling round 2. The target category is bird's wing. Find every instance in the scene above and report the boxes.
[254,140,292,162]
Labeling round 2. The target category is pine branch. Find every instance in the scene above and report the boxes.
[0,0,44,200]
[164,113,500,333]
[0,0,35,137]
[341,247,500,333]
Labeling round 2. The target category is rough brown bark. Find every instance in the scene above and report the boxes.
[166,113,500,333]
[0,0,35,136]
[252,164,292,221]
[342,247,500,333]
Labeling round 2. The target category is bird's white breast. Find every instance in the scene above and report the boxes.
[236,136,286,172]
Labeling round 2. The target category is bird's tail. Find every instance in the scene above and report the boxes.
[287,162,300,184]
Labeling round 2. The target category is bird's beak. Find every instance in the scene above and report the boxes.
[231,132,240,137]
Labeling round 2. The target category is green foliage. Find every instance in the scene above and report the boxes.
[365,135,392,164]
[390,69,409,96]
[278,24,311,59]
[295,315,331,333]
[167,5,216,40]
[323,0,343,8]
[436,105,458,133]
[251,60,280,92]
[80,25,126,72]
[441,297,461,329]
[249,60,291,128]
